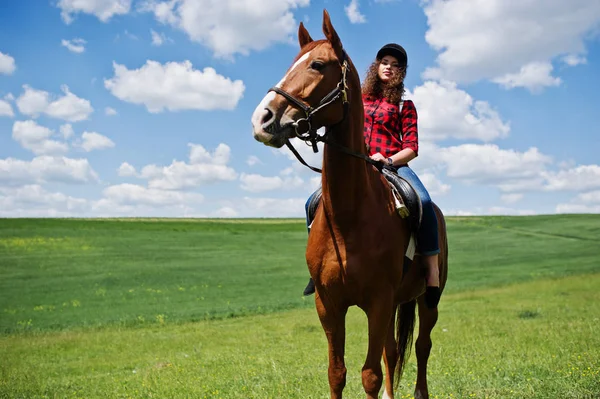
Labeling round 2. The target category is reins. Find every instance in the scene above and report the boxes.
[284,133,387,174]
[270,50,387,174]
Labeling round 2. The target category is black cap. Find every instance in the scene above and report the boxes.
[376,43,408,66]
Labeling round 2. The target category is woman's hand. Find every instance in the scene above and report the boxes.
[370,152,387,163]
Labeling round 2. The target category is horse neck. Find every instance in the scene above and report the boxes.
[321,89,374,225]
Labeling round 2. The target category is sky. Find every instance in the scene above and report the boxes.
[0,0,600,218]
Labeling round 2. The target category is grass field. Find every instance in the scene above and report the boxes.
[1,215,599,398]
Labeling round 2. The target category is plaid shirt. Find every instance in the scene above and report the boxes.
[363,95,419,159]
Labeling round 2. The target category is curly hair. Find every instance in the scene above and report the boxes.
[361,59,406,104]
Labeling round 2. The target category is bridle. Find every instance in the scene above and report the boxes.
[268,50,387,174]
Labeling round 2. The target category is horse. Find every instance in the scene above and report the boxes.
[251,10,448,399]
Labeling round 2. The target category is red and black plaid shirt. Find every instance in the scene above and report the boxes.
[363,95,419,159]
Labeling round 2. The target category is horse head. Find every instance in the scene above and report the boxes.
[251,10,351,149]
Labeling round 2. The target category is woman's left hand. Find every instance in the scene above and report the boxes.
[370,152,386,163]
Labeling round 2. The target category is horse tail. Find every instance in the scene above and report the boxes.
[394,299,417,386]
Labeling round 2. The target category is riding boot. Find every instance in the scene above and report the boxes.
[303,278,315,296]
[423,254,440,309]
[424,286,441,309]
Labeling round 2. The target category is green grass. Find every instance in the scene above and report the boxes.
[1,215,599,333]
[1,274,598,398]
[0,215,599,398]
[0,218,311,333]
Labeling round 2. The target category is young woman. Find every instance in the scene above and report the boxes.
[303,43,441,309]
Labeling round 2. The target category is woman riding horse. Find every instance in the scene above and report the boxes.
[302,43,441,309]
[251,10,448,399]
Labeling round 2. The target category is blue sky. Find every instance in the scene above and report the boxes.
[1,0,599,217]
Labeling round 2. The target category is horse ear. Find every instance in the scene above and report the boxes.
[298,22,313,48]
[322,9,344,61]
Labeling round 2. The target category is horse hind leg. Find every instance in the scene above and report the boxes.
[382,311,397,399]
[414,296,439,399]
[315,294,348,399]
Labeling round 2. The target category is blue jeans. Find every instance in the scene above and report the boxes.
[304,166,440,255]
[395,165,440,255]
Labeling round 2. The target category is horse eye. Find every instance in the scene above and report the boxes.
[310,61,325,71]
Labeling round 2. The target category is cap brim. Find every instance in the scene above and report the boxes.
[377,49,407,66]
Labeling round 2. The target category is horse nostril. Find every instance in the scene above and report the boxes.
[261,108,274,127]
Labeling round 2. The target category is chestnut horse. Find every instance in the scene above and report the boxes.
[251,10,448,399]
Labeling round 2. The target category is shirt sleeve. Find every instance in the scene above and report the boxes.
[400,100,419,156]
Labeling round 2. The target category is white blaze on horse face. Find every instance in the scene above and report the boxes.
[251,51,313,132]
[276,51,312,88]
[251,91,276,130]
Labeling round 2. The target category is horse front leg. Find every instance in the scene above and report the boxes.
[362,291,395,399]
[414,297,439,399]
[315,294,348,399]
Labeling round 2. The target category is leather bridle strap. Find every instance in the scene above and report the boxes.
[284,133,388,175]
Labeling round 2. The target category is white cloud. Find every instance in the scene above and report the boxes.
[151,30,171,46]
[493,62,562,93]
[188,143,230,165]
[61,38,86,53]
[0,156,98,186]
[118,162,137,177]
[345,0,366,24]
[139,143,237,190]
[309,176,321,191]
[213,206,238,218]
[555,203,600,214]
[0,99,14,117]
[104,60,245,113]
[422,0,600,84]
[88,183,205,217]
[12,120,69,155]
[439,144,552,191]
[60,123,75,139]
[105,107,117,116]
[542,165,600,192]
[0,51,16,75]
[554,190,600,214]
[239,173,303,193]
[16,85,93,122]
[409,80,510,142]
[562,54,587,66]
[419,172,450,196]
[246,155,262,166]
[97,183,203,207]
[139,0,310,59]
[15,85,48,116]
[238,197,306,217]
[501,193,523,204]
[577,190,600,204]
[0,185,89,217]
[78,131,115,152]
[58,0,132,24]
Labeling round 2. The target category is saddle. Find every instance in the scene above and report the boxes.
[306,167,423,234]
[306,167,423,275]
